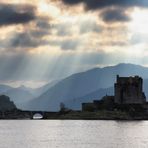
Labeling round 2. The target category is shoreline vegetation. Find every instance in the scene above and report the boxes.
[1,94,148,120]
[1,107,148,120]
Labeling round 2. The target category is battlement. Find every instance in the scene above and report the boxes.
[116,75,142,85]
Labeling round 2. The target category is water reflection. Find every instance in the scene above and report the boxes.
[0,120,148,148]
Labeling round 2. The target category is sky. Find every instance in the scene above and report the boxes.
[0,0,148,87]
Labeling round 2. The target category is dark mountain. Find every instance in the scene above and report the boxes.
[0,95,16,111]
[28,63,148,111]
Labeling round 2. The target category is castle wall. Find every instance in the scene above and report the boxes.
[114,75,146,104]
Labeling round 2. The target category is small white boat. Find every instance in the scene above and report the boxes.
[33,113,43,119]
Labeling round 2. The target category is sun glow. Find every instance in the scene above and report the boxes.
[129,8,148,34]
[38,1,60,17]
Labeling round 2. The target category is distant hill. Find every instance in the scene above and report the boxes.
[0,80,60,110]
[30,80,60,97]
[3,87,34,110]
[0,84,12,94]
[28,63,148,111]
[65,87,114,110]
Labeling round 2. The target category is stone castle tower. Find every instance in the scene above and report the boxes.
[114,75,146,104]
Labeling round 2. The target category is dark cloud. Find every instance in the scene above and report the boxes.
[61,39,80,50]
[62,0,82,5]
[36,17,51,29]
[62,0,148,10]
[0,31,48,50]
[0,3,35,26]
[10,32,48,48]
[4,17,51,49]
[11,33,40,48]
[100,8,130,22]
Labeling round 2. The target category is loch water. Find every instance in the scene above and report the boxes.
[0,120,148,148]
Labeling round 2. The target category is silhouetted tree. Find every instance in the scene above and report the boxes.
[60,102,66,112]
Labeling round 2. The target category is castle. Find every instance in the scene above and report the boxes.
[114,75,146,104]
[82,75,147,111]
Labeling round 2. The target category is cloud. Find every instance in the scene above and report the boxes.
[0,3,36,26]
[36,17,51,30]
[100,8,131,23]
[61,39,80,50]
[0,16,52,50]
[10,33,42,48]
[130,33,148,44]
[52,23,73,36]
[79,20,101,34]
[61,0,82,5]
[48,39,80,50]
[61,0,148,10]
[0,30,49,51]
